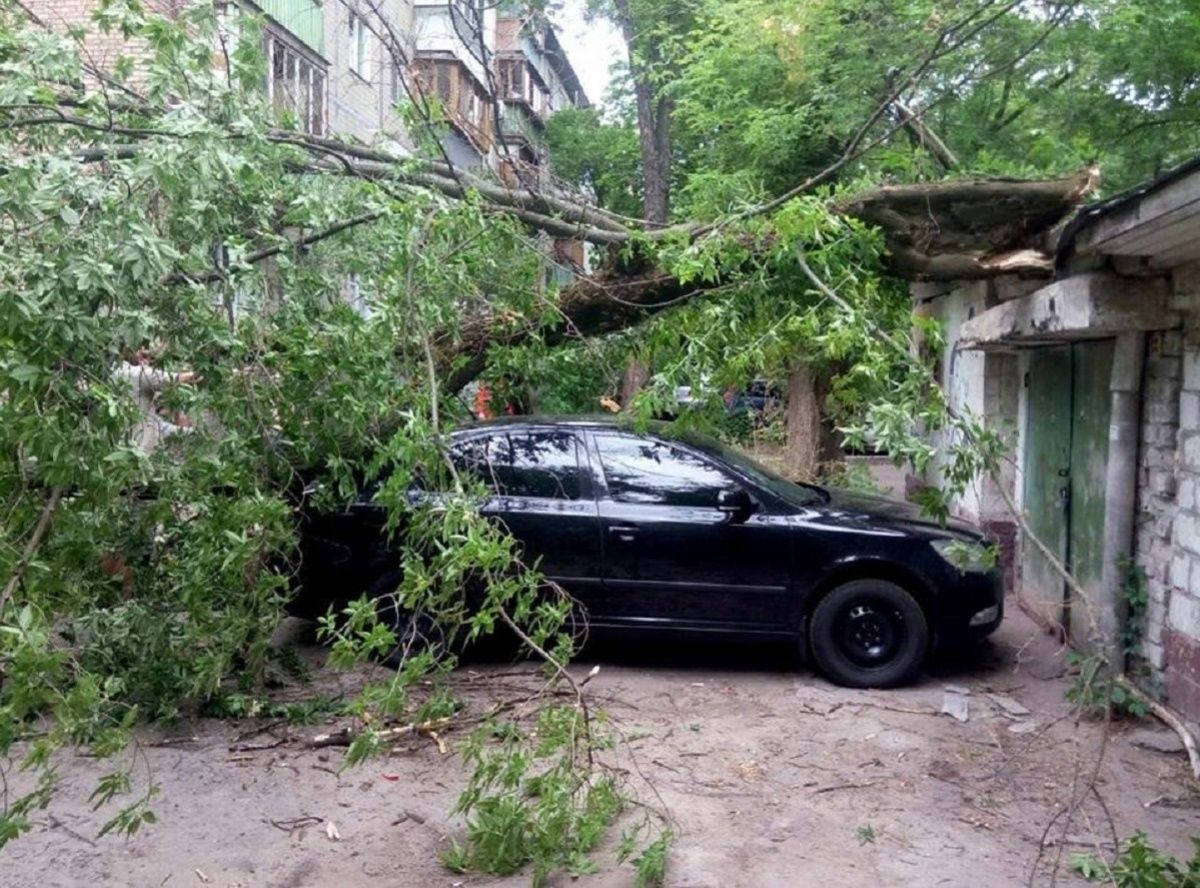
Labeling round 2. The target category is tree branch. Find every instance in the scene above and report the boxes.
[0,486,64,616]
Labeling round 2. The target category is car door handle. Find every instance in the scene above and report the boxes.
[608,524,639,541]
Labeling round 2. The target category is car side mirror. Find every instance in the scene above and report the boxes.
[717,488,756,523]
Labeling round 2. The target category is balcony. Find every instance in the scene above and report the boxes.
[414,57,495,155]
[499,104,541,146]
[253,0,323,55]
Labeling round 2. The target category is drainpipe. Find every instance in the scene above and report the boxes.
[1097,332,1145,672]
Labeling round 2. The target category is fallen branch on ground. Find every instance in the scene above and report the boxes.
[307,717,453,749]
[1119,677,1200,781]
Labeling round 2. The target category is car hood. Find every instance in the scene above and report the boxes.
[822,488,981,538]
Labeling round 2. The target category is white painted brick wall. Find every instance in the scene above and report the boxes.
[1165,268,1200,648]
[1134,330,1184,665]
[1170,592,1200,636]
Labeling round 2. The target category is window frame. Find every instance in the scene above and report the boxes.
[265,27,328,136]
[591,432,745,510]
[348,11,372,80]
[449,428,590,503]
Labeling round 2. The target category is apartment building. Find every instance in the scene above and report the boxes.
[25,2,586,169]
[494,8,589,187]
[24,0,591,288]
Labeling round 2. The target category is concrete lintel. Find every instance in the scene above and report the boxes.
[958,272,1177,349]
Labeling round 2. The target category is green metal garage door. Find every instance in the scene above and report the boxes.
[1021,339,1114,642]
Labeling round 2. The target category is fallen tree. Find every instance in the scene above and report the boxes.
[0,2,1122,883]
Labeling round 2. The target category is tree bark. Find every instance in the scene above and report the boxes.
[784,362,842,482]
[618,358,651,408]
[612,0,673,225]
[785,363,822,482]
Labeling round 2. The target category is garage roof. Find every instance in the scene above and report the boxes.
[1061,155,1200,271]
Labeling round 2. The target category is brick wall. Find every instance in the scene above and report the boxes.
[1133,330,1182,674]
[1160,266,1200,721]
[24,0,182,79]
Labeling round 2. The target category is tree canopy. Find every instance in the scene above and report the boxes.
[564,0,1200,225]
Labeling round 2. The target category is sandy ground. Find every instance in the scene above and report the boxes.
[5,601,1199,888]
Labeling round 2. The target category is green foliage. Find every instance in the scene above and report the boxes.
[1120,557,1150,662]
[1070,831,1200,887]
[0,5,673,879]
[447,709,660,886]
[818,461,878,494]
[627,829,673,887]
[543,108,642,219]
[1066,559,1157,719]
[1065,651,1150,721]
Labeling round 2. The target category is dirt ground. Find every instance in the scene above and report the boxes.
[5,601,1199,888]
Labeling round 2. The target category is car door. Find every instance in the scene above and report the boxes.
[588,431,794,632]
[450,428,604,610]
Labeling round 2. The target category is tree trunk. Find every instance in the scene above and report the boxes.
[612,0,672,225]
[785,362,842,482]
[618,358,651,408]
[785,363,822,482]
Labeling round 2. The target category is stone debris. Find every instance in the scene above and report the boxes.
[941,686,970,722]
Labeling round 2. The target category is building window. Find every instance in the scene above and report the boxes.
[348,12,372,79]
[267,31,327,135]
[390,60,404,105]
[500,59,526,101]
[451,0,481,34]
[415,58,494,151]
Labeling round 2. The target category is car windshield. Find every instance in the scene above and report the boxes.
[674,430,829,506]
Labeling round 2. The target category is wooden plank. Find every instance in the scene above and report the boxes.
[1075,167,1200,254]
[1067,339,1114,644]
[1021,346,1072,629]
[1150,238,1200,269]
[1100,203,1200,255]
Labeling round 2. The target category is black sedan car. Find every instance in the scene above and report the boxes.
[295,417,1002,688]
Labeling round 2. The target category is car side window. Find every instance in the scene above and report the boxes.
[447,436,498,490]
[594,434,735,508]
[450,431,582,500]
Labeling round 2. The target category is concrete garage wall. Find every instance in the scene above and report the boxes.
[914,280,989,519]
[913,280,1023,591]
[1158,266,1200,717]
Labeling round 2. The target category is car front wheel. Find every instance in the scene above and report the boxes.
[808,579,929,688]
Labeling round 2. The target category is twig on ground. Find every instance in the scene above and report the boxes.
[228,737,285,753]
[813,780,879,795]
[307,717,453,749]
[266,815,323,832]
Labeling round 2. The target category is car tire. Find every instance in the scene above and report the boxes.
[808,579,929,689]
[367,570,445,667]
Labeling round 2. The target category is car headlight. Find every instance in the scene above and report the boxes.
[930,538,996,573]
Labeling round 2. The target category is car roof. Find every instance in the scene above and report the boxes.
[455,414,668,434]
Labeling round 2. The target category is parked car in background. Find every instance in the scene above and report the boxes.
[724,378,783,419]
[294,417,1002,688]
